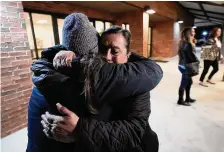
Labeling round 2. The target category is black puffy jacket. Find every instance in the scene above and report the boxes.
[31,45,163,152]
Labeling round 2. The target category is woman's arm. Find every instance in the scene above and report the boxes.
[33,51,163,106]
[43,92,151,151]
[73,92,151,151]
[93,53,163,104]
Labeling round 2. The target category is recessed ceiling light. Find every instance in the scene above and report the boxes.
[144,6,156,14]
[177,19,184,24]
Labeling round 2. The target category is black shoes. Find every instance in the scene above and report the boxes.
[177,88,195,106]
[177,99,191,106]
[186,98,196,103]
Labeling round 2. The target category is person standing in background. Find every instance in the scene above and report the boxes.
[177,27,199,106]
[199,28,222,87]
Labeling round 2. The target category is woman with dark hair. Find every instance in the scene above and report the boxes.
[177,27,199,106]
[199,27,222,87]
[41,25,161,152]
[29,13,162,152]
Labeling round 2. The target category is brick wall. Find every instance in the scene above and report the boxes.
[152,21,174,57]
[127,1,194,57]
[114,10,145,55]
[151,19,193,58]
[126,1,193,21]
[1,1,33,138]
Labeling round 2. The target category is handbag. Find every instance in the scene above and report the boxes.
[201,45,218,61]
[185,62,199,77]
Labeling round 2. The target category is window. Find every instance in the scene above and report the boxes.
[57,19,64,44]
[90,20,113,32]
[126,24,130,31]
[32,13,55,58]
[95,21,104,35]
[105,22,112,30]
[24,11,66,59]
[24,12,36,59]
[122,24,125,29]
[90,21,94,26]
[24,10,113,59]
[122,23,130,31]
[93,20,113,35]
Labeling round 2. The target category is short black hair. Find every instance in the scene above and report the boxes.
[101,25,131,52]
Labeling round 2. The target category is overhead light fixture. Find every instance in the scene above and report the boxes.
[37,20,48,24]
[177,19,183,24]
[144,6,155,14]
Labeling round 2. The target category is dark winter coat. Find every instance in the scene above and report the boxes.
[31,45,163,152]
[179,43,199,65]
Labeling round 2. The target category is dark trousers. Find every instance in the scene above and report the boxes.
[179,66,193,89]
[200,59,219,82]
[26,87,74,152]
[178,66,193,100]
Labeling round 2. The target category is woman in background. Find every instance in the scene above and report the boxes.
[199,27,222,87]
[177,27,199,106]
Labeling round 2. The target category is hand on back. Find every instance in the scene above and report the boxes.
[53,51,76,69]
[41,103,79,143]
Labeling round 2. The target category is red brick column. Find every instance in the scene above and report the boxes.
[152,21,175,57]
[1,1,32,138]
[115,10,149,57]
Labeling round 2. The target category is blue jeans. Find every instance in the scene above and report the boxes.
[178,65,193,89]
[26,87,74,152]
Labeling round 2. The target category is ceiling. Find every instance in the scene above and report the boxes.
[178,1,224,27]
[66,1,172,23]
[66,1,139,13]
[66,1,171,23]
[149,14,172,23]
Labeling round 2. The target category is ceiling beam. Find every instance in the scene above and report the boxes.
[187,8,224,16]
[209,19,224,24]
[197,1,224,7]
[191,1,224,7]
[178,2,222,25]
[195,21,210,24]
[194,14,224,21]
[119,1,142,10]
[194,15,208,19]
[197,1,210,21]
[175,2,195,19]
[209,20,223,25]
[194,16,211,21]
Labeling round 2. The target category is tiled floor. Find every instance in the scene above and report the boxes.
[1,51,224,152]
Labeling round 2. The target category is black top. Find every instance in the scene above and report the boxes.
[31,45,163,151]
[179,43,199,65]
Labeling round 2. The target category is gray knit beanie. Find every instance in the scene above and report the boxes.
[62,13,99,57]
